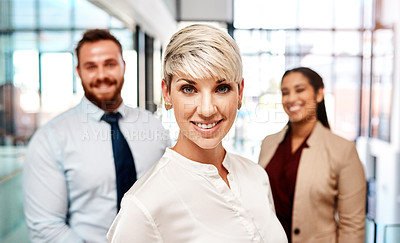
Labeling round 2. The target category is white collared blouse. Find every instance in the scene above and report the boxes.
[108,148,287,243]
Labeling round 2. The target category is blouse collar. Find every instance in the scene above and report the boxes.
[164,148,231,176]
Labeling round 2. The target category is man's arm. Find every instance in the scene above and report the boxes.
[23,128,84,243]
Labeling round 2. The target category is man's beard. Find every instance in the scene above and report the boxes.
[84,77,123,111]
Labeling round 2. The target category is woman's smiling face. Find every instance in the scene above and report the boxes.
[162,74,243,151]
[281,72,323,125]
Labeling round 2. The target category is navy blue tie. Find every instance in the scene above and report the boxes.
[102,113,137,211]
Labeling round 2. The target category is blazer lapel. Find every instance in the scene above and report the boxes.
[259,126,288,168]
[292,122,325,211]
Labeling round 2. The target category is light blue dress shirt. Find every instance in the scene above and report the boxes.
[23,97,170,243]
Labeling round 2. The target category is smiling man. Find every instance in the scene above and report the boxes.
[77,35,125,112]
[23,29,170,243]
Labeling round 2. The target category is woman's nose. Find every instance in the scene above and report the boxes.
[285,92,297,103]
[197,94,217,117]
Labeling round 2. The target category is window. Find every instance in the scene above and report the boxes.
[233,0,377,160]
[0,0,136,144]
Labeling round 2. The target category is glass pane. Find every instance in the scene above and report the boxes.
[12,0,36,29]
[39,31,71,52]
[13,50,39,90]
[1,1,11,29]
[284,30,299,56]
[0,34,13,85]
[373,29,394,56]
[72,31,84,98]
[334,0,362,29]
[75,0,109,29]
[363,0,374,29]
[333,57,361,141]
[297,56,334,92]
[153,40,162,107]
[245,54,285,96]
[110,29,134,50]
[234,0,297,29]
[238,54,287,161]
[121,50,138,108]
[363,30,372,58]
[378,73,392,141]
[14,31,37,50]
[385,225,400,242]
[39,0,71,28]
[370,29,394,141]
[234,30,286,55]
[334,31,361,56]
[72,30,85,50]
[298,0,333,28]
[73,75,84,102]
[361,57,371,137]
[234,30,267,54]
[361,30,373,136]
[371,56,393,141]
[111,16,125,28]
[40,52,74,124]
[13,50,40,141]
[13,50,40,113]
[297,31,333,55]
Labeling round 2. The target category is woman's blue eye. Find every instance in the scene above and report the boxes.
[216,85,231,93]
[182,85,195,94]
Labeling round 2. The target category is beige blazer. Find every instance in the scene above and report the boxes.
[259,122,366,243]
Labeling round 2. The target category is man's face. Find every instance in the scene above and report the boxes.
[77,40,125,109]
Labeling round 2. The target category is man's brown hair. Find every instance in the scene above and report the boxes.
[75,29,123,67]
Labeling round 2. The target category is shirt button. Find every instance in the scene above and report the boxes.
[294,228,300,235]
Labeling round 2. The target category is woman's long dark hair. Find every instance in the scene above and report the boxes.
[282,67,330,129]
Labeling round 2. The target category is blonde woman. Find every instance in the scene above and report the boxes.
[259,67,366,243]
[107,24,287,243]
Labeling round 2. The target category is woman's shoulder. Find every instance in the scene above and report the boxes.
[126,154,171,195]
[228,152,267,176]
[311,124,362,172]
[313,124,355,150]
[121,154,179,213]
[228,152,255,164]
[262,130,286,147]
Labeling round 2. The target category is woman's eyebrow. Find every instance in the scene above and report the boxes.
[176,78,196,84]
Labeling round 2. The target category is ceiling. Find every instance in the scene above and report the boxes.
[88,0,233,45]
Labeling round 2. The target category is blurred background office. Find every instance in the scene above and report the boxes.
[0,0,399,242]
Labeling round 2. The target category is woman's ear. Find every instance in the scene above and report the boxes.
[161,79,171,103]
[316,88,324,103]
[238,78,244,101]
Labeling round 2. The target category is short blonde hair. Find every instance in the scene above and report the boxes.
[163,24,242,92]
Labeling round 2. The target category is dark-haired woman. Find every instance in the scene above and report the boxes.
[258,67,366,243]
